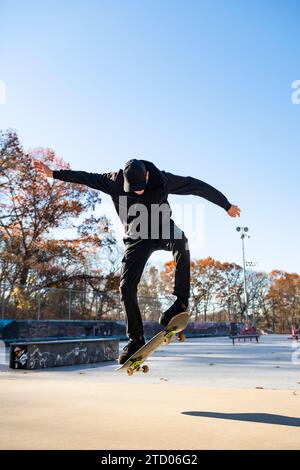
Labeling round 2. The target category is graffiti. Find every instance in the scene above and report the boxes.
[291,341,300,364]
[104,342,119,361]
[29,348,51,368]
[10,338,119,369]
[13,346,28,369]
[29,345,89,368]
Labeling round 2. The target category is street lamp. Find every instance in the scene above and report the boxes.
[236,226,250,323]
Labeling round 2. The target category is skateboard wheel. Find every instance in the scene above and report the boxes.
[178,333,185,342]
[142,365,149,373]
[127,368,134,376]
[163,337,171,345]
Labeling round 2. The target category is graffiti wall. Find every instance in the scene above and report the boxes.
[10,338,119,369]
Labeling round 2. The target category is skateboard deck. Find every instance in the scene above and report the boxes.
[115,312,190,376]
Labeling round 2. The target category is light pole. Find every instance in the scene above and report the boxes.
[236,226,250,323]
[245,261,258,322]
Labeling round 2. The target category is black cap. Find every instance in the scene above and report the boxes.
[123,159,147,192]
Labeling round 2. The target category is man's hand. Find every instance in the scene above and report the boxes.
[33,160,53,178]
[227,205,241,218]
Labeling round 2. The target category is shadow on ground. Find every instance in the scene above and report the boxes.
[182,411,300,427]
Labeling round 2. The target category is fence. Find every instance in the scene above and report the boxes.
[0,283,243,322]
[0,284,176,321]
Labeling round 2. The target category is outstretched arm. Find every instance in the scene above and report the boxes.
[33,160,114,195]
[164,171,240,217]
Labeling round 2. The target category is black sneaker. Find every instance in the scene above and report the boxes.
[159,299,188,327]
[118,337,145,365]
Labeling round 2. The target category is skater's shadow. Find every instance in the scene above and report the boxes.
[182,411,300,427]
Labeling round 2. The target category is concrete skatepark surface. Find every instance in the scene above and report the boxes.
[1,335,300,449]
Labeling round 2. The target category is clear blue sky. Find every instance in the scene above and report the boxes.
[1,0,299,274]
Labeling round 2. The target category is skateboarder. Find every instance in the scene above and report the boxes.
[34,159,240,364]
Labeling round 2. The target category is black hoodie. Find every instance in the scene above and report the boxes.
[53,161,231,242]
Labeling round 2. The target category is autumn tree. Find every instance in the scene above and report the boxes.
[0,130,118,318]
[243,271,269,327]
[267,270,300,332]
[214,261,244,321]
[138,265,162,320]
[160,260,175,296]
[161,257,227,321]
[189,257,224,321]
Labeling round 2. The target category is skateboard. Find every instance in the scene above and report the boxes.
[115,312,190,376]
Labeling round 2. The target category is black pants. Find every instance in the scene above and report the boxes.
[120,230,190,339]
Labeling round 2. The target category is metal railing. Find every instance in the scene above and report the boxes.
[0,283,244,322]
[0,284,174,321]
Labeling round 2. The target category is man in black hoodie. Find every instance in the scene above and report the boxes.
[34,159,240,364]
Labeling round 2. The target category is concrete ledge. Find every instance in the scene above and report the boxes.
[9,337,119,369]
[1,320,117,345]
[1,320,238,344]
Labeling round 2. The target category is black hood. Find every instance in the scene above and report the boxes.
[136,160,165,191]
